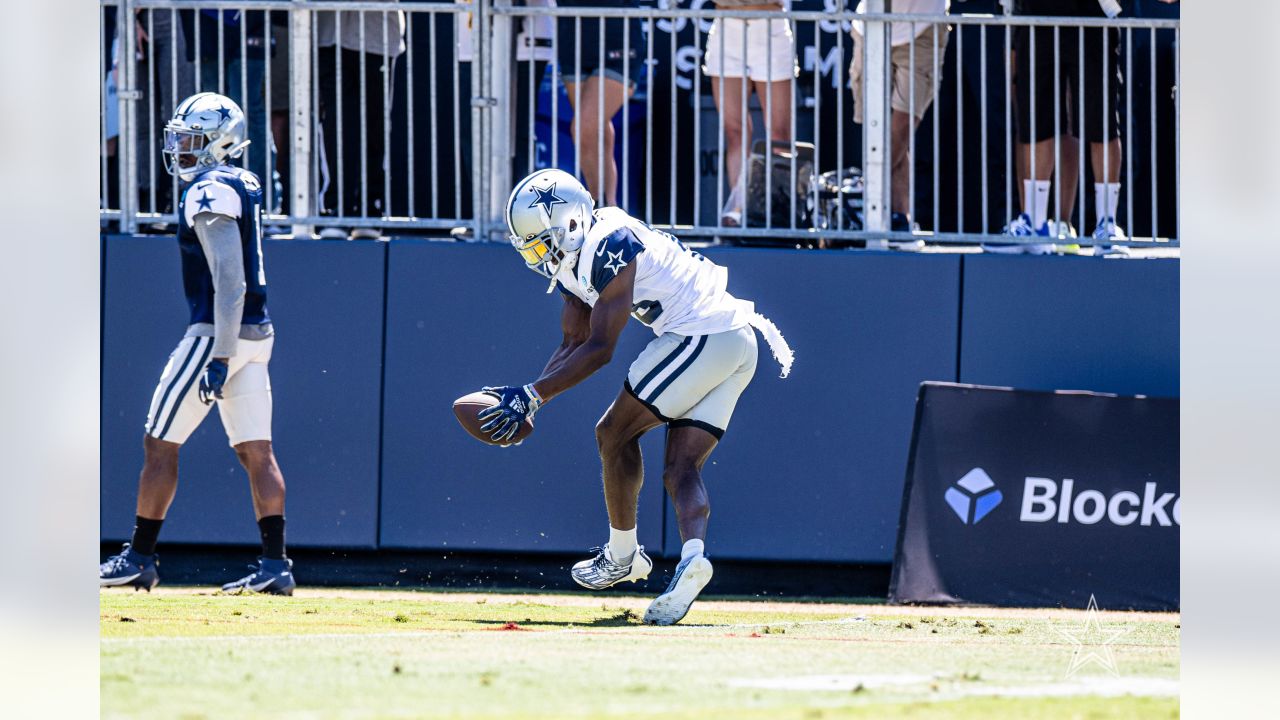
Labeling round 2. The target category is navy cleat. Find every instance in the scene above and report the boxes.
[221,557,296,596]
[100,543,160,591]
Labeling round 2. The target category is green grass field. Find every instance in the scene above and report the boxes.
[101,588,1179,719]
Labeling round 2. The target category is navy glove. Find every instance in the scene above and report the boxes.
[476,384,542,445]
[198,358,229,405]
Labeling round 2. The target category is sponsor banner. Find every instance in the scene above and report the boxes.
[889,383,1179,611]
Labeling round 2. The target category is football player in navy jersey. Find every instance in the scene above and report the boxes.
[100,92,294,595]
[477,169,794,624]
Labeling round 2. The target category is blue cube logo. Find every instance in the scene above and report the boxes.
[944,468,1004,524]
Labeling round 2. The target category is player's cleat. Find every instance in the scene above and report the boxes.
[99,543,160,591]
[644,554,714,626]
[221,557,296,596]
[571,545,653,590]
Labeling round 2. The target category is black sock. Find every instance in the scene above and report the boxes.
[258,515,286,560]
[130,516,164,556]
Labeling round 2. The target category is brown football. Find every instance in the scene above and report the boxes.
[452,391,535,446]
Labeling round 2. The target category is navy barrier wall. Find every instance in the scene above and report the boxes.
[101,236,1178,564]
[960,255,1179,397]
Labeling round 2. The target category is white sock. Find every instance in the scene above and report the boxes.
[1094,182,1121,222]
[1024,179,1051,228]
[681,538,705,561]
[608,526,637,563]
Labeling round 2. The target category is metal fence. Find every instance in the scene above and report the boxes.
[101,0,1179,250]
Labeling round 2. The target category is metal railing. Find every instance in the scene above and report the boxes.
[101,0,1179,250]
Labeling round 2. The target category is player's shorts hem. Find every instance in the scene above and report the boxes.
[227,432,273,447]
[667,418,725,441]
[624,380,673,422]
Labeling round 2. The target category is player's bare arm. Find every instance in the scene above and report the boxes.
[539,292,592,378]
[476,264,635,445]
[532,262,635,402]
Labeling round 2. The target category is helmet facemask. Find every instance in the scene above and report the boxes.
[511,208,590,292]
[162,126,213,182]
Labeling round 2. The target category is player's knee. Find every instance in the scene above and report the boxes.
[595,415,621,453]
[142,434,180,469]
[234,441,277,474]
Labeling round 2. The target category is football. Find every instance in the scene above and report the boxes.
[452,391,535,446]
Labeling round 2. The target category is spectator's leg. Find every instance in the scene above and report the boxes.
[752,77,792,146]
[340,48,368,216]
[1089,140,1122,185]
[568,75,629,207]
[889,111,915,215]
[1058,133,1080,224]
[710,75,751,222]
[1082,23,1124,227]
[317,45,339,216]
[362,52,396,218]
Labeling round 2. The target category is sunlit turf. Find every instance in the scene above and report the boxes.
[101,587,1179,719]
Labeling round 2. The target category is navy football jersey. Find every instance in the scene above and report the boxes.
[176,166,270,328]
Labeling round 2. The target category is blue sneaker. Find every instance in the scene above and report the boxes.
[99,543,159,591]
[221,557,296,596]
[983,213,1056,255]
[1093,216,1130,256]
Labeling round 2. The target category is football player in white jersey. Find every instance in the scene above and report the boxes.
[477,169,793,625]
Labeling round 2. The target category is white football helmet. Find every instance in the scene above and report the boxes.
[505,169,595,291]
[163,92,249,182]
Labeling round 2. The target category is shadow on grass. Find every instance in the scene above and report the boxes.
[470,611,642,629]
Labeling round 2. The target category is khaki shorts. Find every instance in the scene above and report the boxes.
[145,334,275,447]
[850,24,950,123]
[624,326,758,440]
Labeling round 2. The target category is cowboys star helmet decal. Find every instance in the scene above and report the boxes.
[528,183,568,219]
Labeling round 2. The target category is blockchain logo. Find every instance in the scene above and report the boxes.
[944,468,1004,524]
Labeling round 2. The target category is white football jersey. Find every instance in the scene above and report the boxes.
[555,207,755,337]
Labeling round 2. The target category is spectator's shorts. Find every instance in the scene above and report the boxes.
[555,15,645,89]
[145,335,275,447]
[624,326,758,440]
[850,24,950,123]
[703,17,798,83]
[1013,23,1124,143]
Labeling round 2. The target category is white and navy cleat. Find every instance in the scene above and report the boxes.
[643,554,714,626]
[571,545,653,590]
[221,557,296,596]
[99,543,160,591]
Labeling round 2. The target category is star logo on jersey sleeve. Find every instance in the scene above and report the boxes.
[528,183,567,219]
[603,249,629,276]
[195,191,215,212]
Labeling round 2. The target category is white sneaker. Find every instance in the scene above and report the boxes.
[318,227,348,240]
[571,545,652,590]
[349,227,383,240]
[643,554,714,626]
